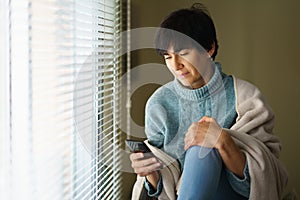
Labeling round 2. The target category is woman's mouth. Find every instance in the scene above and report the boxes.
[179,72,189,78]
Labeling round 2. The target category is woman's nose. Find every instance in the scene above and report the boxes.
[171,55,183,71]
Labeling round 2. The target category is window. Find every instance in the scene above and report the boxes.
[0,0,125,199]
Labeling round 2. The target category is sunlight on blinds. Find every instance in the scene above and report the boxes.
[0,0,124,199]
[0,0,10,199]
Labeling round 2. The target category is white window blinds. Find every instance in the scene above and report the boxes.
[0,0,124,199]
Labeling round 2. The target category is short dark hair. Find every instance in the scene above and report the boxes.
[154,3,219,60]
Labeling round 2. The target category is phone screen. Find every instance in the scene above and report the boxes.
[125,140,151,153]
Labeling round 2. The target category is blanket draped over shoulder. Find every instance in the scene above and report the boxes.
[131,77,288,200]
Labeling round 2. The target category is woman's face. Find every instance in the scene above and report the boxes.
[163,47,212,89]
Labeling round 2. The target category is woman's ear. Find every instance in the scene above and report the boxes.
[208,42,215,57]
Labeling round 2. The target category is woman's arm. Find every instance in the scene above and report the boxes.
[216,129,246,178]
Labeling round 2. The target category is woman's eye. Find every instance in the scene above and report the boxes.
[179,51,189,56]
[164,55,171,60]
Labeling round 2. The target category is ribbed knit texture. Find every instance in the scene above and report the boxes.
[144,63,251,198]
[145,63,237,167]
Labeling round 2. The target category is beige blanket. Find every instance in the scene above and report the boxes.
[132,77,288,200]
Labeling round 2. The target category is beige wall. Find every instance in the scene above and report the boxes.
[124,0,300,198]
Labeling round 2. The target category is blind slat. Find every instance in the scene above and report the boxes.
[4,0,123,199]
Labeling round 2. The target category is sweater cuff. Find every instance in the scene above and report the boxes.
[226,161,250,198]
[144,174,163,197]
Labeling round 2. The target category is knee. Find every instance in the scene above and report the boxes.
[185,146,221,163]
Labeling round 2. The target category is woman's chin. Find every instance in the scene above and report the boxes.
[178,79,193,89]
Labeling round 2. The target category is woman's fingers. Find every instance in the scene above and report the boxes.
[130,152,162,176]
[184,117,222,150]
[134,162,162,176]
[131,156,158,168]
[129,152,144,161]
[198,116,214,123]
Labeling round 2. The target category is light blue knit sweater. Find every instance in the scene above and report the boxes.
[144,63,250,198]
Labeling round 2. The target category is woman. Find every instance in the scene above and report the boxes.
[130,3,288,200]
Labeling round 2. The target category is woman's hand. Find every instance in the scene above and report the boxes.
[184,116,224,150]
[130,152,161,176]
[129,152,162,189]
[184,116,246,178]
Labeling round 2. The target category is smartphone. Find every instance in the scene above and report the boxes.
[125,139,152,153]
[126,140,162,168]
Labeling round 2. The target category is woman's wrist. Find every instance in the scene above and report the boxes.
[217,130,246,178]
[215,129,229,150]
[146,171,160,190]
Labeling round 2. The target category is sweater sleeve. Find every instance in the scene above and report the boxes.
[144,174,163,197]
[143,100,167,195]
[144,102,167,148]
[226,161,250,198]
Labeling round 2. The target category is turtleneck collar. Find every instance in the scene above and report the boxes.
[173,62,224,101]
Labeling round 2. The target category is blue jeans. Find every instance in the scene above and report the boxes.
[177,146,247,200]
